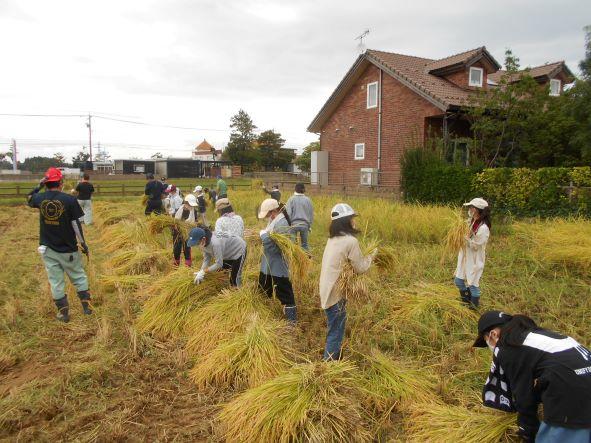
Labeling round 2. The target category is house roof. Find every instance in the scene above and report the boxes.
[195,139,213,150]
[427,46,501,75]
[488,61,575,84]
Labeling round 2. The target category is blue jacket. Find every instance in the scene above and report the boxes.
[260,215,289,278]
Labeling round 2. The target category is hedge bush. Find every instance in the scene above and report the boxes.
[401,148,591,217]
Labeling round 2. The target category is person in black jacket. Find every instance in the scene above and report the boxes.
[262,184,281,202]
[144,173,165,215]
[474,310,591,442]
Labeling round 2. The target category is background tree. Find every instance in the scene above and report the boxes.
[22,156,64,172]
[151,152,164,159]
[295,141,320,172]
[222,109,257,170]
[53,152,68,165]
[72,149,90,164]
[253,130,293,171]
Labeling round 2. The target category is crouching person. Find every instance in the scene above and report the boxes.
[257,198,297,325]
[28,167,93,322]
[187,227,246,287]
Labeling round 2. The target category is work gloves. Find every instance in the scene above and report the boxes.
[194,269,205,284]
[80,242,89,256]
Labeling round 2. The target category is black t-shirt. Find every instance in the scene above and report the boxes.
[145,180,165,201]
[75,182,95,200]
[29,190,84,253]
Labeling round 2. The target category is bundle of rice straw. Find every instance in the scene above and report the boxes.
[136,267,228,339]
[404,402,517,443]
[442,211,470,261]
[360,349,439,415]
[362,238,397,271]
[99,274,148,292]
[335,262,372,302]
[146,214,192,238]
[185,284,276,357]
[269,232,311,282]
[218,360,373,443]
[96,208,132,229]
[100,219,163,253]
[189,313,293,390]
[105,246,170,275]
[376,283,478,356]
[141,194,149,206]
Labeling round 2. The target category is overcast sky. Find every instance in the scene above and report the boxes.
[0,0,589,162]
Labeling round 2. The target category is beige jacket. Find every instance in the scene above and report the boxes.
[319,235,372,309]
[454,223,490,287]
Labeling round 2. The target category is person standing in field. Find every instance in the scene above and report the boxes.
[164,185,183,216]
[257,198,297,324]
[74,173,95,225]
[144,173,166,215]
[27,167,93,322]
[286,182,314,252]
[473,310,591,442]
[454,197,491,309]
[204,187,217,208]
[319,203,375,361]
[171,192,199,267]
[216,175,228,198]
[214,198,244,238]
[193,185,208,225]
[262,184,281,202]
[188,227,247,287]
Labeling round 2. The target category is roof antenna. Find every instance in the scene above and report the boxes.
[355,29,370,54]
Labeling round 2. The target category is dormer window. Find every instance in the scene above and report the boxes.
[367,82,378,109]
[549,79,561,96]
[469,67,483,87]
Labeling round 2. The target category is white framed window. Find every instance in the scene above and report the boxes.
[549,79,561,96]
[366,81,378,109]
[469,67,484,87]
[354,143,365,160]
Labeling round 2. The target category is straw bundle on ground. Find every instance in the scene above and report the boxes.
[189,313,293,390]
[136,267,228,339]
[335,262,372,302]
[442,212,470,261]
[376,283,478,355]
[404,402,517,442]
[146,214,192,238]
[100,219,162,253]
[105,246,170,275]
[218,361,373,443]
[185,284,276,357]
[361,349,439,414]
[99,274,148,292]
[141,194,149,206]
[269,232,311,282]
[515,218,591,274]
[96,208,134,229]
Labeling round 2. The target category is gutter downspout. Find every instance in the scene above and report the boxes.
[377,68,383,181]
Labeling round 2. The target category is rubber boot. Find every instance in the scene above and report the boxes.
[184,259,192,267]
[54,296,70,323]
[173,258,180,267]
[284,305,297,325]
[470,296,480,310]
[77,290,93,315]
[460,289,471,304]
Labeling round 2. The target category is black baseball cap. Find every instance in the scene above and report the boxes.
[473,310,513,347]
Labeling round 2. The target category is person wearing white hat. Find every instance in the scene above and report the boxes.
[170,193,199,266]
[257,198,297,324]
[319,203,376,360]
[193,185,208,225]
[454,197,491,308]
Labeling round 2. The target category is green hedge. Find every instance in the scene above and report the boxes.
[401,149,591,216]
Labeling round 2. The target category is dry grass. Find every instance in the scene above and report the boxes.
[98,274,148,292]
[105,246,171,275]
[146,214,192,238]
[269,232,311,281]
[218,360,373,443]
[189,313,293,390]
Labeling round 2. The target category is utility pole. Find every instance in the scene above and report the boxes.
[86,114,93,162]
[11,139,17,172]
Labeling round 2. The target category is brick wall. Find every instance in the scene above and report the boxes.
[319,63,443,191]
[445,61,489,90]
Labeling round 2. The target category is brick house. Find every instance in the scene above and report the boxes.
[307,47,574,190]
[192,139,222,161]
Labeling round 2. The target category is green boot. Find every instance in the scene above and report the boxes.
[54,296,70,323]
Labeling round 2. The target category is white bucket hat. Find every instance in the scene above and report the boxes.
[258,198,279,219]
[193,185,203,193]
[463,198,488,210]
[185,194,198,207]
[331,203,356,220]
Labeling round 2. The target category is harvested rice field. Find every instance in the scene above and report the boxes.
[0,189,589,442]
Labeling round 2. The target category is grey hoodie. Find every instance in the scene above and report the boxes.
[286,193,314,228]
[201,232,247,272]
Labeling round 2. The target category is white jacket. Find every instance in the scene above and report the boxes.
[454,222,490,287]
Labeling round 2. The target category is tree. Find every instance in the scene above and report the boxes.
[151,152,164,159]
[253,130,293,171]
[53,152,68,165]
[222,109,258,170]
[22,156,62,173]
[72,149,90,164]
[295,141,320,172]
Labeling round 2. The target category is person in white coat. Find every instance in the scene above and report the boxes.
[454,197,491,309]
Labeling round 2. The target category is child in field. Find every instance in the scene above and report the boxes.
[319,203,375,360]
[214,198,244,238]
[171,193,198,266]
[193,185,208,225]
[454,197,491,308]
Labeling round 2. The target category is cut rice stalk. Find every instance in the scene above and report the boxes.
[189,313,293,390]
[218,360,373,443]
[136,267,228,339]
[99,274,148,292]
[269,232,311,282]
[185,284,276,357]
[335,262,372,302]
[442,211,470,261]
[405,402,517,443]
[146,214,192,238]
[361,237,398,271]
[100,219,163,253]
[105,246,170,275]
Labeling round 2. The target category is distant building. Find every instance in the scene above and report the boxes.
[192,139,222,161]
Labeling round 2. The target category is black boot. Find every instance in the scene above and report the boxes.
[54,296,70,322]
[77,290,93,315]
[284,305,297,325]
[470,296,480,310]
[459,289,471,304]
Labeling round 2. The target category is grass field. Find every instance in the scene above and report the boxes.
[0,190,589,441]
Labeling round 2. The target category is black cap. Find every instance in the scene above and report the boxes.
[473,310,513,347]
